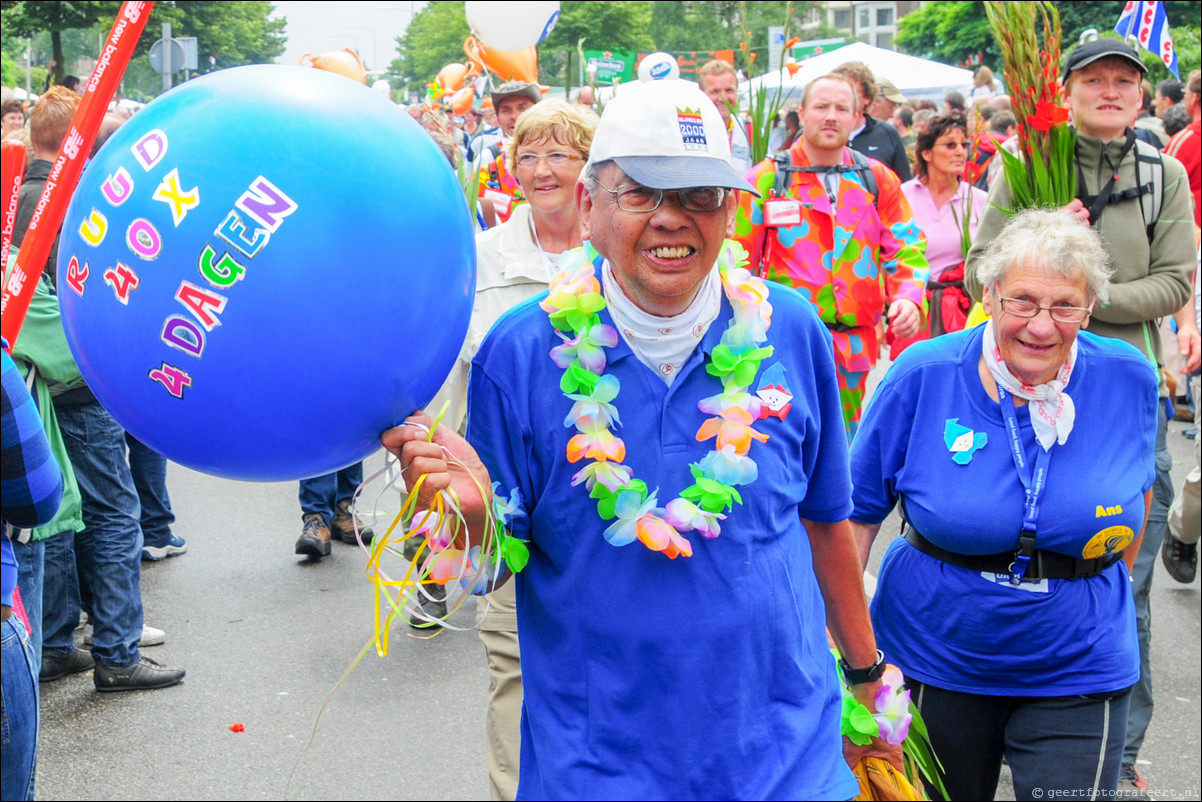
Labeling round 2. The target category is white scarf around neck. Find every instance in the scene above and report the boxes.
[601,261,722,385]
[982,319,1078,450]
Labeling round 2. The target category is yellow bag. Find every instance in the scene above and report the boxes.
[852,756,926,801]
[964,301,991,329]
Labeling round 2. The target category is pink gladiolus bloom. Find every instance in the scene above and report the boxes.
[571,460,634,492]
[663,497,725,538]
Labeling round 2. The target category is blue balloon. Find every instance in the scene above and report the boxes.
[57,65,475,481]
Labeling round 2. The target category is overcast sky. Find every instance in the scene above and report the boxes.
[270,1,428,74]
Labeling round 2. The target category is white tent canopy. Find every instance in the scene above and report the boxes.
[742,41,975,107]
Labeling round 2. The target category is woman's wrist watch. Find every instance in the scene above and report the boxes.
[839,649,886,685]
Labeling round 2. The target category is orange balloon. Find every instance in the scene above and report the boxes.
[301,49,367,84]
[449,86,475,115]
[464,37,487,73]
[437,63,470,93]
[465,35,538,83]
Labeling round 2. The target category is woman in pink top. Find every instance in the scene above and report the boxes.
[891,114,988,357]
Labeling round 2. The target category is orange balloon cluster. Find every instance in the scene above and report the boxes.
[464,35,538,83]
[300,48,367,84]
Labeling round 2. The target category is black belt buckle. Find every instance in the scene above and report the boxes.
[1009,532,1037,586]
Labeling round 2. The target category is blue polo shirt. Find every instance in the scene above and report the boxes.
[467,263,858,800]
[851,325,1156,696]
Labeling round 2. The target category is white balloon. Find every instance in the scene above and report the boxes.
[466,1,560,52]
[638,52,680,82]
[372,79,392,98]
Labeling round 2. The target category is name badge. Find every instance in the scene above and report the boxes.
[482,188,513,215]
[979,571,1050,594]
[764,198,802,227]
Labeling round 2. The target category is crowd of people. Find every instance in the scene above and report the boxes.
[3,33,1201,802]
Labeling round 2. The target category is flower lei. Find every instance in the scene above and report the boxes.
[539,239,774,559]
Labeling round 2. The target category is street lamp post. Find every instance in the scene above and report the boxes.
[346,24,376,73]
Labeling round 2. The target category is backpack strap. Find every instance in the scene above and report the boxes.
[1134,140,1163,245]
[771,148,879,209]
[1076,135,1163,244]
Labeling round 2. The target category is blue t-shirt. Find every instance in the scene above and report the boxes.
[851,324,1156,696]
[467,268,859,800]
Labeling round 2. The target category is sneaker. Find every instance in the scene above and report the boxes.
[83,624,166,648]
[93,656,185,692]
[330,499,374,545]
[403,583,448,629]
[1160,533,1197,584]
[1117,764,1153,799]
[142,533,188,561]
[295,512,331,558]
[40,648,95,682]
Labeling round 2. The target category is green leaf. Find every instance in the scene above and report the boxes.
[561,362,599,395]
[500,536,530,573]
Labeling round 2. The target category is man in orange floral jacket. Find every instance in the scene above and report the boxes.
[735,73,929,437]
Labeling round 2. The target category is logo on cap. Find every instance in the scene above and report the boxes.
[677,106,707,151]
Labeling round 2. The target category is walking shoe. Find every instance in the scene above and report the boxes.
[295,512,331,558]
[331,499,374,545]
[40,648,95,682]
[94,656,185,692]
[83,624,166,648]
[142,533,188,561]
[403,583,448,629]
[1116,764,1152,799]
[1160,533,1197,584]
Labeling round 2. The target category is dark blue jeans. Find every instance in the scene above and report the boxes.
[125,433,175,549]
[1124,402,1173,766]
[55,401,144,669]
[40,530,81,660]
[1,616,39,801]
[10,538,45,676]
[298,462,364,524]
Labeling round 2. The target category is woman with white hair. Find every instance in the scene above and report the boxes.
[850,209,1157,800]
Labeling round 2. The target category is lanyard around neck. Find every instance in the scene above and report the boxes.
[996,385,1053,585]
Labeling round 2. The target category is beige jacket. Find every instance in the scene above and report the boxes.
[426,204,554,433]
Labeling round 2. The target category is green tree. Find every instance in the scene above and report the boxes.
[0,1,120,84]
[1,1,285,99]
[152,1,286,71]
[389,1,471,96]
[540,0,655,88]
[896,0,1201,76]
[649,0,736,53]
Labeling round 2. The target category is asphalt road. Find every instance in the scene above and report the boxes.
[35,386,1201,801]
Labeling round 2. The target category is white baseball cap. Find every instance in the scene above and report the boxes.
[587,77,758,194]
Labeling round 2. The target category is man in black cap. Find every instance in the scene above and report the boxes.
[477,81,541,228]
[967,37,1197,797]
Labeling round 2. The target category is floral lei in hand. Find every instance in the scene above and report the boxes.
[539,239,774,559]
